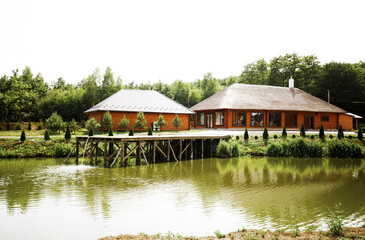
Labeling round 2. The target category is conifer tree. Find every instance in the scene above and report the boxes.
[172,114,182,130]
[108,127,113,136]
[102,111,114,131]
[358,127,363,140]
[282,125,287,138]
[117,115,130,132]
[263,126,269,140]
[128,127,134,136]
[6,122,10,131]
[156,114,167,129]
[148,126,153,135]
[337,125,344,139]
[244,127,249,141]
[134,111,147,130]
[300,123,306,137]
[88,128,94,136]
[319,124,325,140]
[20,130,26,142]
[65,125,71,140]
[28,122,31,130]
[44,129,50,140]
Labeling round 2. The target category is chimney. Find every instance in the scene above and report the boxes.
[289,76,294,88]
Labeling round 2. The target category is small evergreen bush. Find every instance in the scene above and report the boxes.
[216,140,231,158]
[6,122,10,131]
[88,128,94,136]
[28,122,32,130]
[108,127,113,136]
[327,213,344,236]
[20,130,26,141]
[337,125,344,139]
[292,134,296,139]
[128,127,134,136]
[231,142,240,157]
[65,125,71,140]
[254,136,258,140]
[263,127,269,140]
[328,141,362,158]
[244,128,249,141]
[266,143,282,157]
[300,123,306,137]
[311,135,314,140]
[329,134,333,139]
[358,127,363,140]
[148,126,153,135]
[44,129,51,140]
[282,125,287,138]
[273,134,277,139]
[319,124,325,140]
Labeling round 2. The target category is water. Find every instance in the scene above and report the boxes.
[0,157,364,240]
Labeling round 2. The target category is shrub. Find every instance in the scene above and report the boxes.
[44,129,51,140]
[65,125,71,140]
[45,112,64,133]
[20,130,26,141]
[358,127,363,140]
[108,127,113,136]
[348,135,352,140]
[88,128,94,136]
[54,143,72,158]
[244,128,249,141]
[292,134,296,139]
[266,143,282,157]
[328,141,362,158]
[214,230,226,239]
[102,111,114,131]
[311,135,314,140]
[319,124,325,140]
[128,127,134,136]
[216,140,231,158]
[28,122,31,130]
[329,134,333,139]
[263,127,269,140]
[337,125,344,140]
[6,122,10,131]
[85,117,101,132]
[117,115,130,132]
[134,111,147,130]
[282,125,287,138]
[273,134,278,139]
[172,114,182,130]
[148,126,153,136]
[15,123,22,130]
[300,123,306,137]
[69,118,80,134]
[254,136,258,140]
[231,142,240,157]
[327,213,344,236]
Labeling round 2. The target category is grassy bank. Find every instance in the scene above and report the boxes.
[217,135,365,158]
[100,227,365,240]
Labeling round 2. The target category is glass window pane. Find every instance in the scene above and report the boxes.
[250,112,264,127]
[269,113,281,127]
[232,112,246,127]
[215,112,224,126]
[197,112,205,126]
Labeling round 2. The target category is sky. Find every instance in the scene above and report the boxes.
[1,0,365,85]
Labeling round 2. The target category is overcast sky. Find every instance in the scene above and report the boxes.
[1,0,364,85]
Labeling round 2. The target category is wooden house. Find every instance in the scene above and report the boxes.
[85,89,195,131]
[190,82,355,130]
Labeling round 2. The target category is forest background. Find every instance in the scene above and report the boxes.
[1,53,364,125]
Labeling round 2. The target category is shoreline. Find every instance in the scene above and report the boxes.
[99,227,365,240]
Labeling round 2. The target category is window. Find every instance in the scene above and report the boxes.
[215,112,224,126]
[251,112,264,127]
[232,111,246,127]
[321,115,329,122]
[197,112,205,126]
[285,113,297,127]
[269,112,281,127]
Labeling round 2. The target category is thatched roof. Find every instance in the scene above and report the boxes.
[190,83,347,113]
[85,89,194,114]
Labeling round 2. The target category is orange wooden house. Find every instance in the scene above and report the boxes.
[190,82,355,130]
[85,89,194,131]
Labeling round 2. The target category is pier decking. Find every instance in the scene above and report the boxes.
[66,133,232,167]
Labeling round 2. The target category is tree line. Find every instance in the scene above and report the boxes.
[1,53,364,124]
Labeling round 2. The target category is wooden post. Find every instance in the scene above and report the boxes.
[152,140,156,163]
[120,140,125,167]
[190,139,193,159]
[210,139,213,157]
[75,138,79,165]
[89,139,93,165]
[167,139,171,162]
[179,139,182,161]
[136,141,141,165]
[184,140,188,160]
[201,139,204,158]
[194,140,197,159]
[95,142,98,164]
[104,139,107,167]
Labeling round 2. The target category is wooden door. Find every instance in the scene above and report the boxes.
[304,115,314,129]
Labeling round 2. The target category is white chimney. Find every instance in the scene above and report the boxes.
[289,76,294,88]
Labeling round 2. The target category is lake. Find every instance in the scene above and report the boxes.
[0,157,364,239]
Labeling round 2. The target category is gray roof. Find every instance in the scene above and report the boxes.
[190,83,347,113]
[85,89,194,114]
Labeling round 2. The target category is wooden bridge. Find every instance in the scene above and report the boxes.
[65,133,231,167]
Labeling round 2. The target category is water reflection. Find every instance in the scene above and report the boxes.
[0,157,364,239]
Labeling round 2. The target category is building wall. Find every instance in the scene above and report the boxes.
[194,109,353,130]
[87,111,191,131]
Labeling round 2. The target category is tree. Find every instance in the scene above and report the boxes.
[28,122,31,130]
[108,127,113,136]
[148,126,153,135]
[100,67,118,100]
[85,117,101,132]
[102,111,114,131]
[282,125,287,138]
[69,118,80,134]
[300,123,306,137]
[156,114,167,129]
[239,59,268,85]
[358,127,363,140]
[65,125,71,140]
[189,87,202,107]
[134,111,147,130]
[20,130,26,141]
[117,115,130,132]
[128,127,134,136]
[88,128,94,136]
[244,127,249,141]
[337,125,344,139]
[263,127,269,140]
[169,80,191,106]
[44,129,50,140]
[319,124,325,140]
[45,112,64,134]
[172,114,182,130]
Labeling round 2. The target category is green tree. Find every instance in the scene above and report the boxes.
[88,128,94,136]
[337,125,344,139]
[69,119,80,134]
[100,67,119,100]
[65,125,71,140]
[128,127,134,136]
[117,115,130,131]
[189,87,202,107]
[244,127,249,141]
[44,129,50,140]
[28,122,31,130]
[85,117,101,131]
[319,124,325,140]
[172,114,182,130]
[300,123,306,137]
[263,127,269,140]
[169,80,191,106]
[134,111,147,130]
[282,125,287,138]
[201,73,220,99]
[239,59,269,85]
[102,111,114,131]
[45,112,64,134]
[20,130,26,141]
[358,127,363,140]
[156,114,167,129]
[148,126,153,135]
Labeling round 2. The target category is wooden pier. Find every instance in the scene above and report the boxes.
[65,133,231,167]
